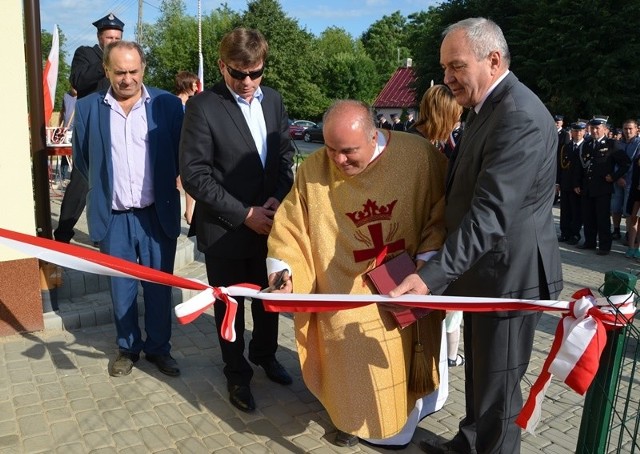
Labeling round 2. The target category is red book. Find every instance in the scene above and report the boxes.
[366,251,432,329]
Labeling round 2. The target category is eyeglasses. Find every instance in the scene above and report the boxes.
[225,64,264,81]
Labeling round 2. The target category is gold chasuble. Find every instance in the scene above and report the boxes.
[268,131,447,439]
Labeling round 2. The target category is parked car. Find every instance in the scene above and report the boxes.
[302,123,324,143]
[289,120,316,139]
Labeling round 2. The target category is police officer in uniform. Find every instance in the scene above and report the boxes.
[554,115,570,204]
[53,13,124,243]
[557,121,586,244]
[574,116,630,255]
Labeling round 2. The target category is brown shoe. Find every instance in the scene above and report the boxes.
[109,351,139,377]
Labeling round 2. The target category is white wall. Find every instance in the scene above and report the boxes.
[0,0,38,261]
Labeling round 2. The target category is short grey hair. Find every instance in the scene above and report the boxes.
[443,18,510,67]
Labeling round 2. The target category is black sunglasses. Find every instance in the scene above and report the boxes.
[226,64,264,81]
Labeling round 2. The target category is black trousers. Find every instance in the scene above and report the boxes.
[454,311,541,454]
[204,254,280,387]
[559,189,582,239]
[582,193,612,250]
[53,169,88,243]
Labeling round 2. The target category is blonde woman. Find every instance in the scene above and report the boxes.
[410,84,463,160]
[410,84,465,367]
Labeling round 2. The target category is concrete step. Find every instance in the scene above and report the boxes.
[43,236,207,332]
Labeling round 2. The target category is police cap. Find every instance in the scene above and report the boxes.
[589,115,609,126]
[553,114,564,121]
[92,13,124,32]
[570,121,587,130]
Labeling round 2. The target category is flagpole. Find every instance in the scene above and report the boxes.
[23,0,52,238]
[197,0,204,92]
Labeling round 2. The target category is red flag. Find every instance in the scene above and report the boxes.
[43,25,59,124]
[196,51,204,93]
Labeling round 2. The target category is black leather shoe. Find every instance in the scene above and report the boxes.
[109,351,139,377]
[612,231,622,240]
[419,438,462,453]
[566,236,580,245]
[145,354,180,376]
[577,243,596,250]
[257,359,292,385]
[228,385,255,413]
[335,430,358,447]
[596,249,610,256]
[558,235,569,242]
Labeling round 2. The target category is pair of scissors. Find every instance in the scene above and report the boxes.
[261,269,289,293]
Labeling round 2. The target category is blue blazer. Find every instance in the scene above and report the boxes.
[72,87,184,242]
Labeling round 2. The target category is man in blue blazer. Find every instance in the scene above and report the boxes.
[72,40,184,378]
[392,18,563,453]
[180,28,294,413]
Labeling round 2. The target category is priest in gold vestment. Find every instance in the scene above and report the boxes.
[267,100,448,447]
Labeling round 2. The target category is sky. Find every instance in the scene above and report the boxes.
[39,0,440,60]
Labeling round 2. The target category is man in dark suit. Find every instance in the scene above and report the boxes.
[72,41,184,378]
[391,113,405,131]
[54,13,124,244]
[553,114,570,204]
[558,121,587,245]
[575,116,630,255]
[391,18,563,453]
[179,28,294,413]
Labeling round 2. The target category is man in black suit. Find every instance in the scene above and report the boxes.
[558,121,587,245]
[391,18,563,453]
[53,13,124,243]
[575,116,630,255]
[553,114,570,204]
[179,28,294,413]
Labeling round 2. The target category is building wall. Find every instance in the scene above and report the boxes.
[0,0,45,334]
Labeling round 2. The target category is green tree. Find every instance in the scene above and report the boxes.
[408,0,640,126]
[313,27,379,105]
[361,12,412,88]
[41,28,71,111]
[143,0,238,91]
[239,0,328,119]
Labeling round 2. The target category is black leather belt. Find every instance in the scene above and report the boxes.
[112,204,154,214]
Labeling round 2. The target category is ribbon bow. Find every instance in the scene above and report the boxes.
[515,288,636,433]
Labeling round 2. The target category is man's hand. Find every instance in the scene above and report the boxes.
[616,178,627,188]
[262,196,280,212]
[574,187,581,195]
[388,273,430,297]
[264,269,292,293]
[244,206,275,235]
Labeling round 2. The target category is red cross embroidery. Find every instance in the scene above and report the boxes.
[353,223,405,263]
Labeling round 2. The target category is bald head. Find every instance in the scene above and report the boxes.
[322,100,378,177]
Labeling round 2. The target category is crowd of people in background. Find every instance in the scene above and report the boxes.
[555,114,639,257]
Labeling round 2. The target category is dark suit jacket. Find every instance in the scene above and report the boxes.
[179,83,294,258]
[419,72,563,310]
[69,44,111,99]
[577,137,630,198]
[72,87,184,242]
[558,141,583,191]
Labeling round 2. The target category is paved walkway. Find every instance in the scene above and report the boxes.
[0,195,637,453]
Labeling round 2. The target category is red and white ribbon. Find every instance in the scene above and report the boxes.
[515,288,636,433]
[0,227,636,433]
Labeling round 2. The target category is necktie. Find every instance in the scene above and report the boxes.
[466,108,477,127]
